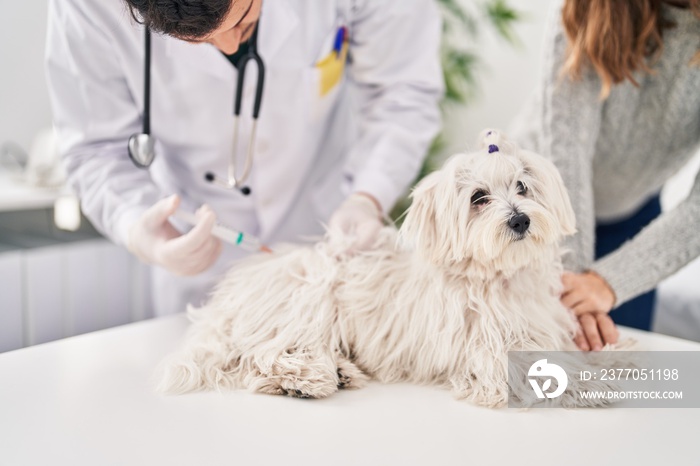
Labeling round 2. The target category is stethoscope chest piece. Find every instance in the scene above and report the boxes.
[128,26,155,169]
[128,133,156,168]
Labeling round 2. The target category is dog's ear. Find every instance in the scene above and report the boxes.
[517,149,577,236]
[399,170,447,259]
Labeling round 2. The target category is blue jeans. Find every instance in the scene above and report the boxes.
[595,195,661,331]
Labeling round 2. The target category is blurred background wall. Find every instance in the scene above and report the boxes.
[0,0,53,150]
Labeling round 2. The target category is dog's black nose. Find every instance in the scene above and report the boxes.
[509,213,530,235]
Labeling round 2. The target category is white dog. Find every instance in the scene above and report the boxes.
[156,130,628,408]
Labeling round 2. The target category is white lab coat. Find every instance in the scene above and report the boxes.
[46,0,443,316]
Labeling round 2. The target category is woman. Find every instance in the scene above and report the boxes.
[512,0,700,350]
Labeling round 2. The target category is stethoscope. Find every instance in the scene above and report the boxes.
[128,23,265,196]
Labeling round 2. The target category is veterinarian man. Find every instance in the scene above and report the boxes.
[46,0,443,315]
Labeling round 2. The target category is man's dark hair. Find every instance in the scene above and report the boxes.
[124,0,233,39]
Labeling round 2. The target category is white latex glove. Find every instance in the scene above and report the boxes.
[328,192,384,252]
[126,195,222,276]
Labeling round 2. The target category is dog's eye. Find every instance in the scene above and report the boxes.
[516,181,528,196]
[471,190,489,206]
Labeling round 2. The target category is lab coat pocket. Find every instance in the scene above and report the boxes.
[310,29,349,121]
[316,45,347,97]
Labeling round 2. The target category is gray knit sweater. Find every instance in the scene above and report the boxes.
[511,1,700,307]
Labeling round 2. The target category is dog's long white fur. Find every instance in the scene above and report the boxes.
[155,130,633,407]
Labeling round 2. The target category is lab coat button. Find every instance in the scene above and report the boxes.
[257,139,269,153]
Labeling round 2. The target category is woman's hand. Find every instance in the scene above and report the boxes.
[561,271,616,315]
[561,271,618,351]
[573,313,619,351]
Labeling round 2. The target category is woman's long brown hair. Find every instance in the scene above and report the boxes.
[562,0,700,98]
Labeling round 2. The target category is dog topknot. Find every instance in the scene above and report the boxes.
[477,129,516,156]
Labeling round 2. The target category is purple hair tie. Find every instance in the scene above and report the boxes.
[488,144,499,154]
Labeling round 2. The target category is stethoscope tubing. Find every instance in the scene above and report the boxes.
[143,27,151,135]
[129,22,265,197]
[229,23,265,189]
[234,25,265,120]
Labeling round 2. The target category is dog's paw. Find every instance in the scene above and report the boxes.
[252,381,316,399]
[258,384,329,399]
[246,353,340,399]
[452,377,508,408]
[276,373,338,399]
[336,359,369,389]
[464,388,508,409]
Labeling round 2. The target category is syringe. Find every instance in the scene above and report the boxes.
[172,210,272,254]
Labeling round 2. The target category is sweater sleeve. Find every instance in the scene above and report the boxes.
[592,167,700,306]
[513,1,604,272]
